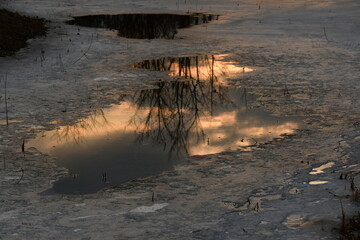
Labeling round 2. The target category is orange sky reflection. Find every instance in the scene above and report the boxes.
[30,99,299,157]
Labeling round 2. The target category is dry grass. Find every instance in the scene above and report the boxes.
[340,212,360,240]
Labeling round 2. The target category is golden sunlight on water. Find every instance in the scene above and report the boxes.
[30,55,295,158]
[30,96,298,157]
[167,55,254,83]
[134,54,254,84]
[27,55,302,194]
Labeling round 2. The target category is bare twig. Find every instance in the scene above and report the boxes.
[340,199,346,235]
[323,27,330,42]
[15,168,24,185]
[4,74,8,126]
[102,172,107,182]
[22,139,26,158]
[22,140,25,153]
[59,54,65,72]
[73,34,94,64]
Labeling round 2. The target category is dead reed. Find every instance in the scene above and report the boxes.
[4,74,8,125]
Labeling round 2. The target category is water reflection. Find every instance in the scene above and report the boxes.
[33,85,299,158]
[127,81,297,157]
[134,55,254,82]
[52,109,109,144]
[29,55,301,194]
[66,13,217,39]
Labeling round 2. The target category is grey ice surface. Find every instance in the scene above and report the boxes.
[1,0,360,239]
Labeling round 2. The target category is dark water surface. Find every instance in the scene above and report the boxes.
[66,13,217,39]
[29,55,303,194]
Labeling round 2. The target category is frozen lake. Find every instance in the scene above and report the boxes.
[1,0,360,239]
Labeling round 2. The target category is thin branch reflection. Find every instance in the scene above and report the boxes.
[30,55,297,159]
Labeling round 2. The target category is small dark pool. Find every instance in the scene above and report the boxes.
[29,55,303,194]
[66,13,218,39]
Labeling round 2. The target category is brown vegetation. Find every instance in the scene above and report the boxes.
[340,212,360,240]
[0,9,46,56]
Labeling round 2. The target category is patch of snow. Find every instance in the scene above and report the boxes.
[288,188,300,194]
[130,203,169,213]
[74,203,86,207]
[93,77,117,81]
[308,180,329,185]
[309,162,335,175]
[70,215,101,221]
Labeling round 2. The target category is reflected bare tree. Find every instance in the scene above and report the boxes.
[52,109,110,144]
[45,55,242,157]
[129,55,235,158]
[67,13,216,39]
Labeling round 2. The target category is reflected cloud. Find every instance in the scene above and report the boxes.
[30,55,296,158]
[30,83,299,158]
[28,54,301,194]
[134,55,254,83]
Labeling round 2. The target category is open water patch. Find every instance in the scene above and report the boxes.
[66,13,217,39]
[133,54,254,80]
[29,55,303,194]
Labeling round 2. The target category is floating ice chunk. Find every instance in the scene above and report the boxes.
[93,77,119,81]
[70,215,101,221]
[310,162,335,175]
[289,188,300,194]
[74,203,86,207]
[117,73,140,78]
[130,203,169,213]
[309,180,329,185]
[3,176,20,181]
